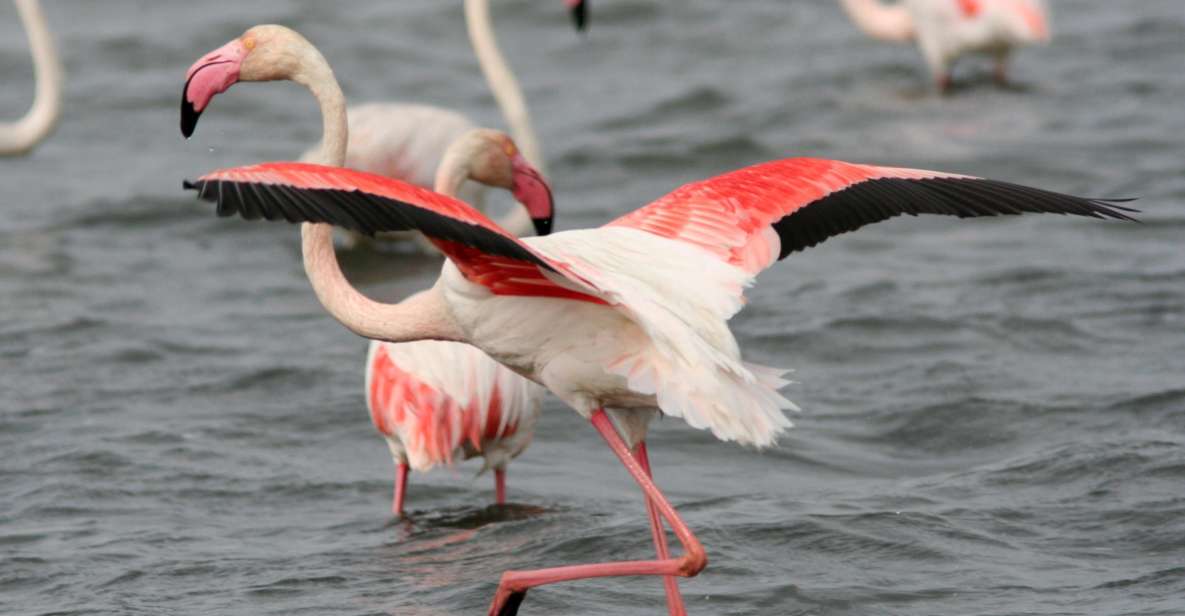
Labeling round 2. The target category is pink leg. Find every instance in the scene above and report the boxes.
[392,462,409,517]
[487,409,705,616]
[634,441,686,616]
[494,468,507,505]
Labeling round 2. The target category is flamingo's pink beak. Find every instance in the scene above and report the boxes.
[565,0,587,32]
[509,153,555,236]
[181,39,249,138]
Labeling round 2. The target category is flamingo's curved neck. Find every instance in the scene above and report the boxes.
[290,39,461,344]
[0,0,62,156]
[288,45,347,166]
[465,0,543,172]
[301,225,461,343]
[837,0,915,42]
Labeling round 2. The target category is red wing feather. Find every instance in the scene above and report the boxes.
[187,162,603,303]
[608,157,1135,274]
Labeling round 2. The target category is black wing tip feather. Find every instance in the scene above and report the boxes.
[182,177,553,268]
[773,176,1141,259]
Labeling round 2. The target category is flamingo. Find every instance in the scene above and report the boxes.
[367,334,544,517]
[181,20,1137,616]
[1,0,61,155]
[182,134,1135,616]
[837,0,1051,92]
[293,0,577,248]
[180,26,554,517]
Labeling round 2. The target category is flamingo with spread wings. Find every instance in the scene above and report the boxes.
[838,0,1050,91]
[184,148,1134,614]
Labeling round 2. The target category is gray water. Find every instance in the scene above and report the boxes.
[2,1,1184,614]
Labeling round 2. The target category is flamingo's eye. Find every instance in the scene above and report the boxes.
[242,36,256,51]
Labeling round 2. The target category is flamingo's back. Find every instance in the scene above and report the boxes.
[365,339,543,472]
[300,103,485,249]
[907,0,1050,49]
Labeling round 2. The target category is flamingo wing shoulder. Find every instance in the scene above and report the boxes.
[608,157,1135,274]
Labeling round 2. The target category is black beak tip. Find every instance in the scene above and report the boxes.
[180,93,201,139]
[533,216,554,237]
[570,1,587,32]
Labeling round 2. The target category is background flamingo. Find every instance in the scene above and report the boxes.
[367,331,543,517]
[185,132,1133,614]
[181,25,554,518]
[838,0,1051,91]
[1,0,61,155]
[295,0,575,248]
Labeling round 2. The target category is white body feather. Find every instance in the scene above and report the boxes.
[441,227,797,448]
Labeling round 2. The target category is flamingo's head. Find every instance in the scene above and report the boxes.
[181,25,315,138]
[565,0,588,32]
[445,129,555,237]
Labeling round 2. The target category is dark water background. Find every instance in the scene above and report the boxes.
[3,1,1184,614]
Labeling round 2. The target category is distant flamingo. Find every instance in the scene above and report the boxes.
[184,101,1134,616]
[1,0,61,155]
[294,0,576,248]
[180,26,554,518]
[838,0,1050,91]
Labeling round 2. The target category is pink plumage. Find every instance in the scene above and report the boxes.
[365,339,543,516]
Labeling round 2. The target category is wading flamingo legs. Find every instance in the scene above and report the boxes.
[392,462,409,517]
[634,441,685,615]
[494,468,507,505]
[489,410,705,616]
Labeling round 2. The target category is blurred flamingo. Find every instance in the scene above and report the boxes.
[185,135,1134,616]
[1,0,61,155]
[180,26,553,517]
[838,0,1050,91]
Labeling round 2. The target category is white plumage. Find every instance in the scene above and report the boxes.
[442,227,798,448]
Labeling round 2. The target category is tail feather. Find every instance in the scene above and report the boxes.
[612,354,795,448]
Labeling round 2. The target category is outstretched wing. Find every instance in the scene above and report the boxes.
[607,157,1136,274]
[185,162,601,302]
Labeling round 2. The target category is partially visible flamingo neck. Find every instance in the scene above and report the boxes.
[289,37,459,344]
[837,0,915,42]
[287,43,347,166]
[434,142,477,199]
[465,0,544,173]
[301,225,462,343]
[0,0,62,156]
